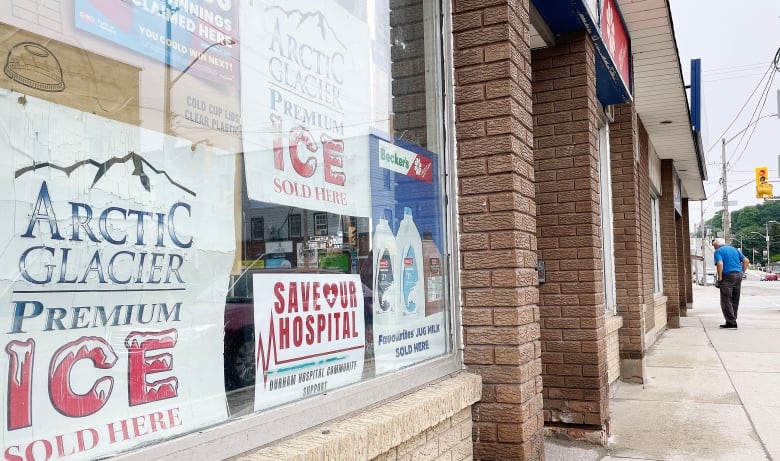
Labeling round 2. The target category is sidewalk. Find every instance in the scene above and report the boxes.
[546,283,780,461]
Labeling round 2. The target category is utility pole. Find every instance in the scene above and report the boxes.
[721,138,730,243]
[718,112,779,244]
[701,201,706,283]
[768,220,778,271]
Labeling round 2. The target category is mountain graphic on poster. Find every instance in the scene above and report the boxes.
[14,151,196,196]
[266,6,347,49]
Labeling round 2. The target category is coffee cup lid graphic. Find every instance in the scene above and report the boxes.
[4,42,65,92]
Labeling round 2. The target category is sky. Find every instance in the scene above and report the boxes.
[668,0,780,230]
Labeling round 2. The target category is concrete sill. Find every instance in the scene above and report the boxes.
[231,372,482,461]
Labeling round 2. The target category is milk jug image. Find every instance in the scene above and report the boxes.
[396,207,424,317]
[422,231,443,316]
[373,218,397,317]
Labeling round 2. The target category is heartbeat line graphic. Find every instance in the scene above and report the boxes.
[257,312,280,386]
[14,151,196,196]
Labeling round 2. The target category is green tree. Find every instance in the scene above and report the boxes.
[713,200,780,266]
[732,207,760,230]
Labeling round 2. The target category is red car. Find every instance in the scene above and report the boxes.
[761,272,778,281]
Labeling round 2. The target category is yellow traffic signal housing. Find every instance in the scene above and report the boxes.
[755,166,773,198]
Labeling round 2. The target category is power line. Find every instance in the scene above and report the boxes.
[726,48,780,167]
[704,62,771,73]
[704,72,770,83]
[705,60,775,154]
[727,76,776,166]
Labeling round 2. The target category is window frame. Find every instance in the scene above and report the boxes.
[313,212,328,236]
[650,195,664,294]
[113,1,462,458]
[287,213,302,238]
[597,112,617,315]
[250,217,265,241]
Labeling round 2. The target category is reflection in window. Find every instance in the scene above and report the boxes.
[251,217,265,241]
[222,0,451,434]
[288,213,302,238]
[314,212,328,236]
[651,196,663,293]
[0,0,453,456]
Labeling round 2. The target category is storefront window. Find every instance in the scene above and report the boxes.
[598,119,617,314]
[651,196,664,293]
[0,0,453,457]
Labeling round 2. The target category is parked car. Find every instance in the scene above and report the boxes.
[698,271,716,286]
[760,272,778,281]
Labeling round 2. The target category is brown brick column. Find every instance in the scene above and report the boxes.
[637,122,655,335]
[682,199,693,308]
[452,1,544,459]
[532,31,609,434]
[660,160,681,328]
[675,212,686,315]
[608,104,647,382]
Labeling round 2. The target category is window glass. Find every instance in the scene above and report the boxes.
[252,217,266,241]
[651,196,664,293]
[288,214,302,238]
[598,122,617,314]
[0,0,451,456]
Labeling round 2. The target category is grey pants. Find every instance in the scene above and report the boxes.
[719,271,743,324]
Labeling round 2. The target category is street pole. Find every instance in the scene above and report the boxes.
[717,113,779,244]
[768,221,778,272]
[701,201,706,283]
[767,223,770,270]
[721,138,730,243]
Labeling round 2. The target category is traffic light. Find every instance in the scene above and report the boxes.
[755,166,773,198]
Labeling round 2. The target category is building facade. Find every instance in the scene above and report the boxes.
[0,0,703,460]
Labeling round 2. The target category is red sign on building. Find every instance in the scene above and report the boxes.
[601,0,631,90]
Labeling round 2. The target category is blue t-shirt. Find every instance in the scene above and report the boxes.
[714,245,746,274]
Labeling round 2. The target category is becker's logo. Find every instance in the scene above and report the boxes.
[14,151,196,196]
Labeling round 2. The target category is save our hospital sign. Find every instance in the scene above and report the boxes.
[240,0,371,217]
[0,93,236,459]
[252,274,364,411]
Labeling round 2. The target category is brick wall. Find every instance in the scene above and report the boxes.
[532,31,609,432]
[390,0,430,148]
[636,119,655,334]
[651,295,668,345]
[660,160,681,328]
[605,315,623,385]
[372,408,474,461]
[638,121,655,335]
[232,374,482,461]
[452,0,545,459]
[609,104,647,362]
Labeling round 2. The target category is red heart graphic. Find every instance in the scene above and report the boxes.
[323,283,338,308]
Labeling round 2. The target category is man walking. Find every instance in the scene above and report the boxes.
[712,238,749,329]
